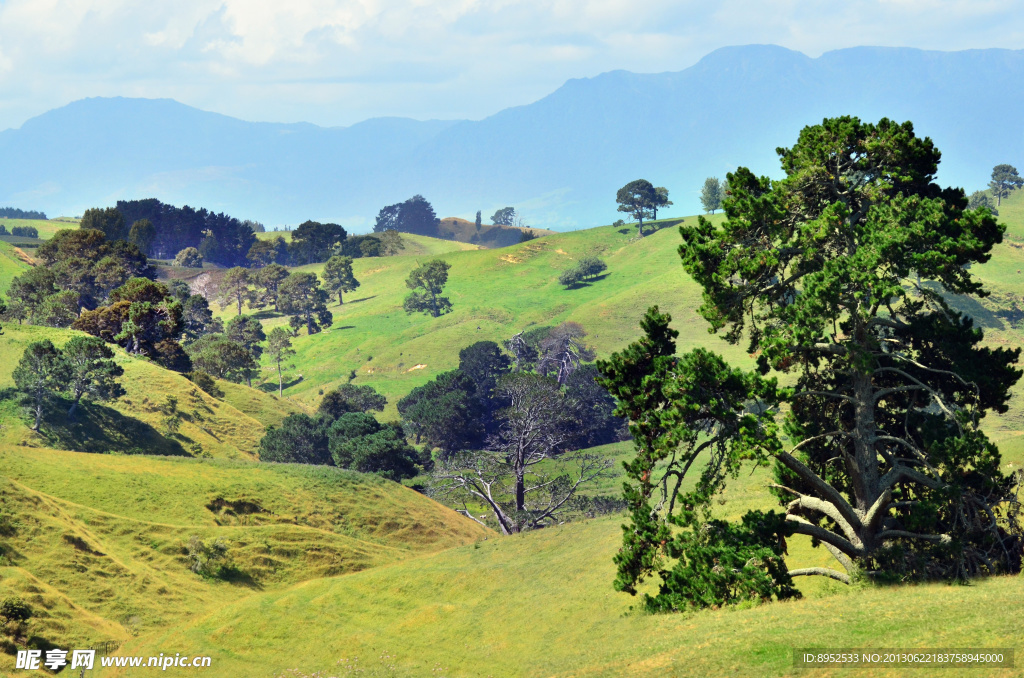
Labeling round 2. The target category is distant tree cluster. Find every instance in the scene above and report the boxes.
[258,385,422,480]
[0,207,46,220]
[558,256,607,288]
[373,195,441,238]
[8,225,39,238]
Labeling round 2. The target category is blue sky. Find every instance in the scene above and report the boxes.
[0,0,1021,131]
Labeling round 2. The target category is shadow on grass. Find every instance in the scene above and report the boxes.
[562,273,610,290]
[220,565,262,589]
[7,391,191,456]
[345,295,377,304]
[258,377,303,393]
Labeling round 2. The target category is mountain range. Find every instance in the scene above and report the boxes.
[1,44,1022,231]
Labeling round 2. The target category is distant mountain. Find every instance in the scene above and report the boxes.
[2,45,1022,231]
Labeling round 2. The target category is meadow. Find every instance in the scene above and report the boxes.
[1,196,1023,676]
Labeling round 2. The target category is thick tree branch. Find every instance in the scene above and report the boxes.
[788,567,851,584]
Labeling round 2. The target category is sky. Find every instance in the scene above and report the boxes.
[0,0,1022,131]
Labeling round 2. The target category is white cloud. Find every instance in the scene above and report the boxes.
[0,0,1021,129]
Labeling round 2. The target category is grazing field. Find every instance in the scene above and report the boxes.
[0,445,489,675]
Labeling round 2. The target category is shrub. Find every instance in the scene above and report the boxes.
[0,597,31,623]
[186,371,224,398]
[558,267,582,288]
[173,247,203,268]
[185,535,230,577]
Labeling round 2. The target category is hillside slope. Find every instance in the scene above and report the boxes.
[116,514,1023,677]
[0,445,490,673]
[0,325,294,459]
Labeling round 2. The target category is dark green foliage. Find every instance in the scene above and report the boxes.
[598,307,791,608]
[186,371,224,398]
[63,336,126,419]
[678,115,1023,583]
[0,207,46,220]
[398,370,485,454]
[647,512,799,612]
[185,334,256,383]
[373,195,440,237]
[128,219,156,254]
[558,267,582,288]
[968,191,998,216]
[74,278,184,359]
[186,535,230,578]
[491,207,515,226]
[181,295,220,343]
[403,260,453,318]
[80,207,125,240]
[13,340,72,431]
[653,187,672,219]
[115,198,256,267]
[458,340,512,434]
[563,364,626,447]
[327,413,419,480]
[9,225,38,238]
[989,164,1023,205]
[289,220,347,265]
[251,263,290,311]
[559,256,607,288]
[258,414,332,465]
[225,315,265,386]
[318,384,387,419]
[0,597,32,623]
[173,247,203,268]
[322,255,360,304]
[278,272,333,334]
[615,179,656,236]
[246,237,284,268]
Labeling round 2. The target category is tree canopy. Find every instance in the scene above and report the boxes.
[615,179,657,236]
[403,260,453,318]
[373,195,440,237]
[989,164,1023,206]
[600,117,1023,613]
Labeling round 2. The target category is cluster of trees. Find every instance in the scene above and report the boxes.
[12,337,124,430]
[4,229,151,328]
[0,225,40,238]
[259,385,422,480]
[615,180,671,236]
[373,195,441,238]
[601,117,1024,613]
[0,207,46,219]
[214,265,337,334]
[558,256,607,288]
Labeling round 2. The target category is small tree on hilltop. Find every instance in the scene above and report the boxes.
[13,340,71,431]
[615,179,656,236]
[278,272,333,334]
[63,336,126,420]
[989,164,1023,206]
[403,260,453,318]
[322,255,360,305]
[491,207,516,226]
[266,327,295,397]
[700,177,723,214]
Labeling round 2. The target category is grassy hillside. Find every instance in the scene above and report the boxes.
[254,230,480,257]
[118,514,1022,677]
[0,325,295,460]
[0,240,32,295]
[0,217,76,240]
[437,216,557,248]
[0,445,490,674]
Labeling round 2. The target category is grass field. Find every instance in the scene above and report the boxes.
[0,445,489,675]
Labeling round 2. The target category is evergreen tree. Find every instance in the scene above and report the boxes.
[403,260,452,318]
[700,177,723,214]
[322,255,360,305]
[13,340,70,431]
[989,164,1023,206]
[278,272,333,334]
[63,336,126,419]
[265,327,295,397]
[615,179,656,236]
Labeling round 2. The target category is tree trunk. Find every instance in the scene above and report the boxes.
[277,362,283,397]
[338,291,343,305]
[31,392,43,431]
[237,296,243,316]
[67,393,83,420]
[515,472,526,513]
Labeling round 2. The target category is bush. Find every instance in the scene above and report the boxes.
[186,371,224,398]
[559,257,607,288]
[0,597,31,623]
[558,267,583,288]
[173,247,203,268]
[185,535,230,577]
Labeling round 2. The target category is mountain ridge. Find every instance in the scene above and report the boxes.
[2,44,1022,230]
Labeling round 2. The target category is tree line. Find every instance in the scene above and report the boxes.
[0,207,47,220]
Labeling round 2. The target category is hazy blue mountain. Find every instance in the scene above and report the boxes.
[2,45,1022,231]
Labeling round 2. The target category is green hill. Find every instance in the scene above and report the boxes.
[0,325,297,460]
[0,445,489,674]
